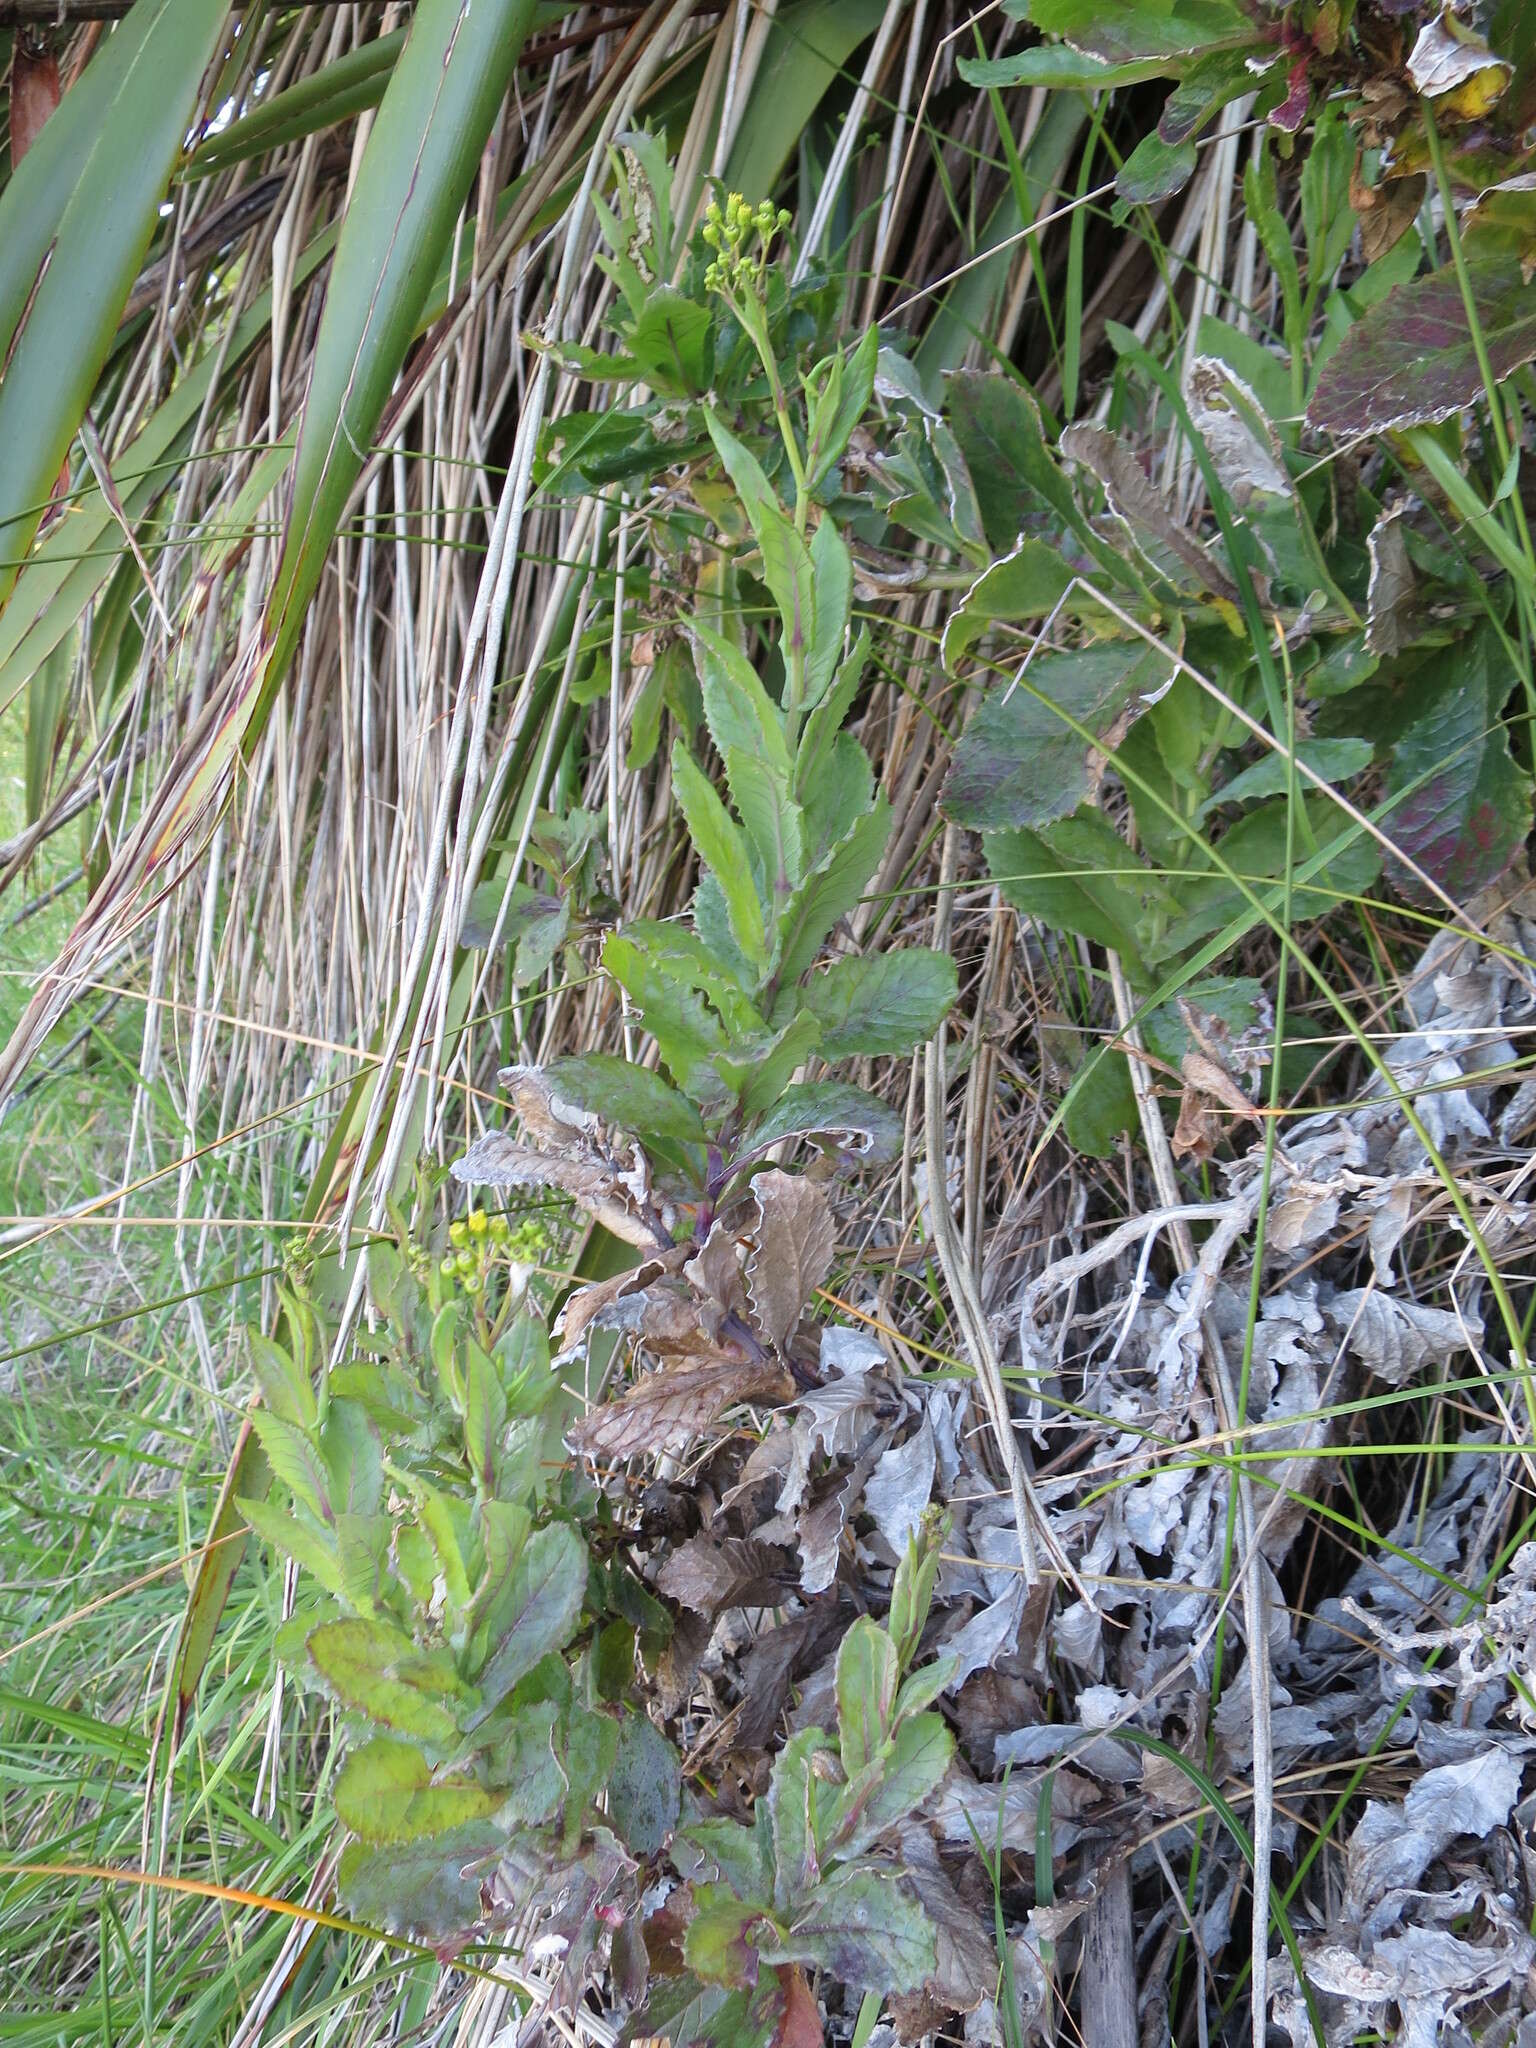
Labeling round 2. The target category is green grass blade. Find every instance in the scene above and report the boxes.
[0,0,232,609]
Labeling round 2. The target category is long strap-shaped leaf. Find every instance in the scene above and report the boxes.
[0,0,231,609]
[0,0,539,1111]
[152,0,541,859]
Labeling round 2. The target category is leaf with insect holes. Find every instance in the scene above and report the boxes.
[335,1736,499,1845]
[761,1862,936,1991]
[337,1821,505,1940]
[944,642,1176,832]
[738,1082,904,1170]
[797,949,958,1061]
[308,1619,462,1744]
[568,1354,796,1462]
[1308,257,1536,435]
[745,1170,837,1353]
[465,1522,587,1728]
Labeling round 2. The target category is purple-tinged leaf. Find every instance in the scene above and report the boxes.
[1382,636,1530,903]
[1308,256,1536,435]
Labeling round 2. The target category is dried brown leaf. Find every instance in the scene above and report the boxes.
[1060,423,1240,603]
[745,1171,836,1353]
[656,1534,795,1614]
[568,1354,793,1462]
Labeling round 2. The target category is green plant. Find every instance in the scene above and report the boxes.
[239,1211,957,2038]
[460,203,957,1448]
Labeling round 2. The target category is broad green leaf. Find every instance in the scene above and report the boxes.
[941,541,1076,672]
[795,627,871,799]
[799,950,958,1060]
[1152,798,1382,960]
[486,1701,564,1826]
[835,1617,898,1775]
[555,1703,619,1849]
[545,1052,707,1146]
[768,1727,833,1907]
[602,931,736,1109]
[627,286,714,398]
[944,643,1176,832]
[0,0,231,609]
[1158,47,1262,145]
[333,1514,391,1614]
[830,1713,955,1860]
[335,1736,499,1845]
[804,516,853,706]
[684,1886,772,1988]
[672,742,769,970]
[263,0,540,680]
[309,1619,461,1744]
[799,730,876,869]
[461,1348,508,1494]
[762,1862,935,1991]
[1064,1048,1139,1158]
[316,1400,383,1520]
[985,812,1160,976]
[959,45,1172,87]
[1116,131,1197,204]
[337,1822,505,1940]
[945,370,1131,582]
[677,1817,773,1901]
[1199,738,1375,819]
[466,1522,587,1729]
[804,326,878,494]
[1308,255,1536,435]
[1025,0,1260,64]
[607,1709,682,1857]
[716,1009,822,1125]
[776,794,891,985]
[604,922,760,1035]
[738,1082,904,1169]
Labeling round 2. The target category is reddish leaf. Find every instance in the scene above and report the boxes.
[771,1965,825,2048]
[9,45,60,164]
[1308,256,1536,434]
